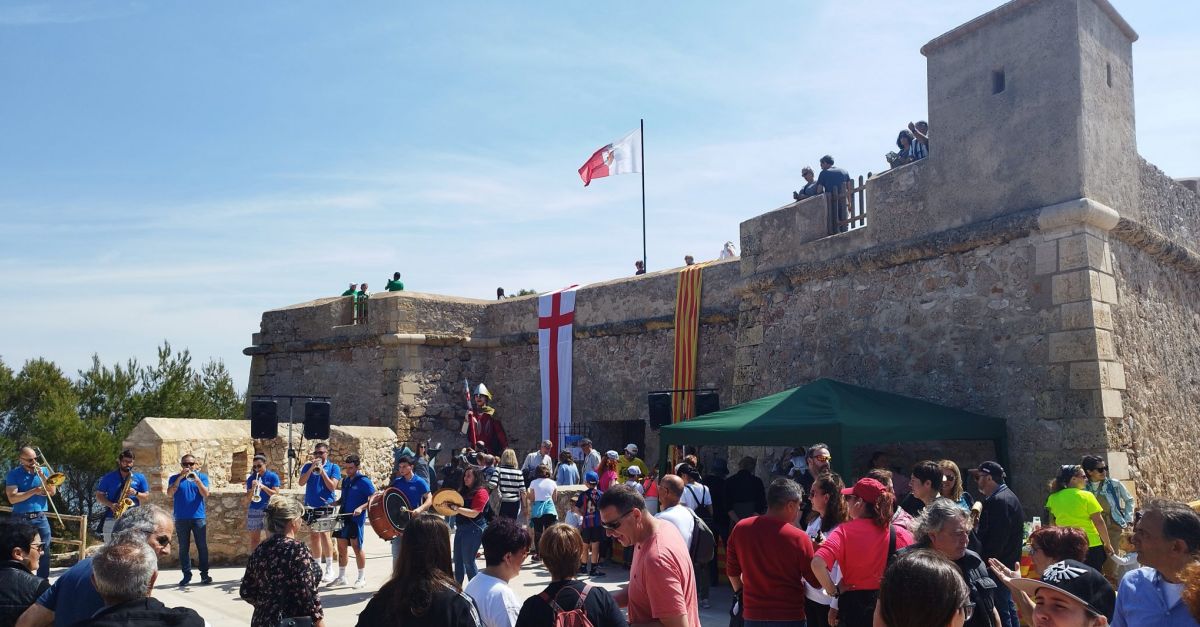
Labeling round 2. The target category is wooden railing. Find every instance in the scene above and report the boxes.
[826,172,872,234]
[1,506,90,562]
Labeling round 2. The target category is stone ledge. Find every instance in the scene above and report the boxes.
[1110,218,1200,274]
[1037,198,1121,233]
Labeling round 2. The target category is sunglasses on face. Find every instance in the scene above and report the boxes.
[29,542,44,551]
[810,455,832,462]
[1095,466,1108,472]
[154,535,171,547]
[182,462,196,467]
[601,509,635,530]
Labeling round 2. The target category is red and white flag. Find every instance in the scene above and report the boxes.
[578,129,642,186]
[539,285,578,451]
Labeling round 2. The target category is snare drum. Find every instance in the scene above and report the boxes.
[303,505,344,533]
[367,488,412,540]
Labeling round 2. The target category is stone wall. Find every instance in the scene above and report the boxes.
[1106,168,1200,503]
[242,0,1200,518]
[123,417,396,566]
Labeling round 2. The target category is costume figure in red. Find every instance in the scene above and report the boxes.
[466,383,508,454]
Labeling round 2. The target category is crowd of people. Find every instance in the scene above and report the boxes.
[6,437,1200,627]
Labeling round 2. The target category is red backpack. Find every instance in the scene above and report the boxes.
[539,583,595,627]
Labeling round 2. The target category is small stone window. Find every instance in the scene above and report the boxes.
[1106,63,1113,88]
[231,451,249,484]
[992,69,1006,94]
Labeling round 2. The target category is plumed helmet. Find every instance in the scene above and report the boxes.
[475,383,492,400]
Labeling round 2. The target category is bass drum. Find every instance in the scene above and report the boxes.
[367,488,412,541]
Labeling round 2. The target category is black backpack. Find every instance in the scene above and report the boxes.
[687,508,716,565]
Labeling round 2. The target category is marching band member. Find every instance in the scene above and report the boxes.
[331,455,375,589]
[389,454,433,564]
[95,449,150,541]
[166,453,211,586]
[298,442,341,583]
[5,446,55,577]
[245,454,281,552]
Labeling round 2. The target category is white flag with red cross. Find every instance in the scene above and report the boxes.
[538,285,579,452]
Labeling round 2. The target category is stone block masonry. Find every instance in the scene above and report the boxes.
[240,0,1200,514]
[123,417,395,566]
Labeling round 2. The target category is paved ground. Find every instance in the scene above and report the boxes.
[52,531,733,626]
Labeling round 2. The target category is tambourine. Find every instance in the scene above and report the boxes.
[431,488,466,517]
[367,488,412,541]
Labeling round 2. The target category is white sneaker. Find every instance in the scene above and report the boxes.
[353,577,367,589]
[320,570,335,583]
[331,575,348,586]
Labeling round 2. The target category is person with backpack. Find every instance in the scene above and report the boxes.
[812,477,915,627]
[573,471,606,578]
[655,475,717,611]
[515,524,627,627]
[726,478,820,626]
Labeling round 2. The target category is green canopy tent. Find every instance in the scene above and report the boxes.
[657,378,1010,479]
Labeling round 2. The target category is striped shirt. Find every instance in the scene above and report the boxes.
[497,466,525,502]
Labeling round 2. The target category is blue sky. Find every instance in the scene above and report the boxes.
[2,1,1197,392]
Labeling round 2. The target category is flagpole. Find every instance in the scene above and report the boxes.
[640,118,647,272]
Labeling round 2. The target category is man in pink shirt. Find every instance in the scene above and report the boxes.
[599,484,700,627]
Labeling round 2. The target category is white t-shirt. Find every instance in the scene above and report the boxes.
[805,517,841,607]
[624,480,645,496]
[529,477,557,501]
[655,504,694,547]
[463,572,520,627]
[681,482,712,511]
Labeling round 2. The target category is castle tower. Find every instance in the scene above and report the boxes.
[920,0,1139,224]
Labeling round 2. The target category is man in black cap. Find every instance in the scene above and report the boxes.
[971,461,1024,627]
[1009,559,1115,626]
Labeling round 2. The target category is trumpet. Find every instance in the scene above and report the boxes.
[251,473,264,503]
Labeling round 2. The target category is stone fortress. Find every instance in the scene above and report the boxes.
[244,0,1200,513]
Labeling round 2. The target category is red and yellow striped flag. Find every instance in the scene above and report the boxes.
[671,263,707,427]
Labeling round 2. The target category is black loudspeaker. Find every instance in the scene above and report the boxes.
[304,401,331,440]
[695,391,720,416]
[250,400,279,439]
[647,393,672,430]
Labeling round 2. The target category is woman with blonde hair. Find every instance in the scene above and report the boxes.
[496,448,526,521]
[240,496,325,627]
[937,460,974,512]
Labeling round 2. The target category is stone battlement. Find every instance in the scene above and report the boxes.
[243,0,1200,510]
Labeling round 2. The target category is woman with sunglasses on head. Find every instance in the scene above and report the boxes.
[240,496,325,627]
[1044,465,1115,571]
[1081,455,1133,583]
[357,516,481,627]
[812,477,914,627]
[805,472,849,627]
[989,526,1088,625]
[875,549,972,627]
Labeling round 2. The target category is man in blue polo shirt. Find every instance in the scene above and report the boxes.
[5,447,56,578]
[166,453,211,586]
[299,442,341,582]
[95,449,151,541]
[18,504,174,627]
[331,454,376,589]
[390,454,433,563]
[244,454,281,553]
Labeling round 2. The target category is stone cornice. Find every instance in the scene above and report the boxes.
[920,0,1137,57]
[1037,197,1121,232]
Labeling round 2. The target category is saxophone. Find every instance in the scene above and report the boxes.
[112,472,136,518]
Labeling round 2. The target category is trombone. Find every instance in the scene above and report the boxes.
[32,447,66,527]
